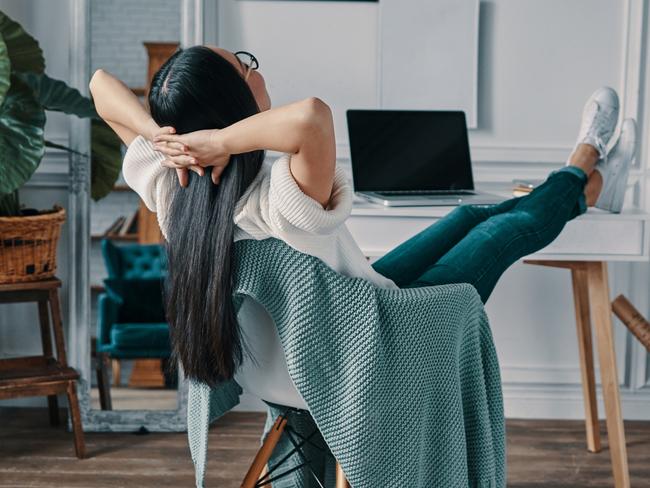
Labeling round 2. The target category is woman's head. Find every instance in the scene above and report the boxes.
[148,45,265,385]
[149,45,270,131]
[209,46,271,112]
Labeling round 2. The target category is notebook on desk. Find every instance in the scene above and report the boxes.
[346,109,504,207]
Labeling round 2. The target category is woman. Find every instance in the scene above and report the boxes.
[90,46,637,407]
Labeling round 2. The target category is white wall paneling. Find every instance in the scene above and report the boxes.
[379,0,479,127]
[211,0,650,419]
[1,0,649,420]
[216,0,380,156]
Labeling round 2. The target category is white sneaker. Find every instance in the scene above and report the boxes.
[595,118,637,213]
[573,87,620,160]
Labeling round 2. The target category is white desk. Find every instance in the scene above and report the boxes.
[347,194,650,488]
[348,199,650,261]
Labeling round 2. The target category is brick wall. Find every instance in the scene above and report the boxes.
[90,0,180,88]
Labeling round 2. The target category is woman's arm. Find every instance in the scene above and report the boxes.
[155,97,336,207]
[89,69,159,146]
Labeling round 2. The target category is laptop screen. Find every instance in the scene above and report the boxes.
[346,110,474,192]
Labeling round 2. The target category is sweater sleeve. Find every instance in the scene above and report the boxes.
[121,135,168,212]
[234,153,353,239]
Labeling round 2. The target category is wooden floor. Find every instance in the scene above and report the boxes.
[1,408,649,487]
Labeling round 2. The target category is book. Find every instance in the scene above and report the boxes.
[104,216,125,236]
[512,179,541,197]
[119,210,138,235]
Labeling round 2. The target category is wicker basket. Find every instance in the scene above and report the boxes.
[0,205,66,284]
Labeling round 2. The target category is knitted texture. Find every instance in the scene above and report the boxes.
[187,238,506,487]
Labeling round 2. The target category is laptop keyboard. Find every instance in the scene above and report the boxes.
[375,189,476,197]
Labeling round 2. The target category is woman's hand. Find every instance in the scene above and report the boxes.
[153,127,231,186]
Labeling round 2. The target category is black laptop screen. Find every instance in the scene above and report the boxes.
[346,110,474,192]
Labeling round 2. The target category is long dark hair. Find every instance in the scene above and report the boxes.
[149,46,264,385]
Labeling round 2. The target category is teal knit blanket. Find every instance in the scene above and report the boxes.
[187,238,506,487]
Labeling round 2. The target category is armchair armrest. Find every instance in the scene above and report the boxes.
[97,292,121,349]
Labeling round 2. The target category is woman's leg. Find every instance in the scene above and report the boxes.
[371,197,519,286]
[373,165,589,302]
[411,166,587,302]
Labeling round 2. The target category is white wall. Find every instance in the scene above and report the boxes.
[215,0,650,418]
[1,0,648,419]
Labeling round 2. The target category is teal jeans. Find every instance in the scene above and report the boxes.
[372,166,588,302]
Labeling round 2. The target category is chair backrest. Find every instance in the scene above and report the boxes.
[101,239,166,279]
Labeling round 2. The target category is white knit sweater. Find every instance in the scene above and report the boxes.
[122,136,397,408]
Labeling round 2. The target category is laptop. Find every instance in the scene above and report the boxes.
[346,110,504,207]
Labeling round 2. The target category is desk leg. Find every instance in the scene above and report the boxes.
[570,267,601,452]
[586,261,630,488]
[525,259,630,487]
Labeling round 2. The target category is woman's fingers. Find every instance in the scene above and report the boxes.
[154,145,181,157]
[189,165,204,176]
[211,165,225,185]
[167,154,197,167]
[170,165,204,187]
[154,144,186,157]
[154,132,183,144]
[175,168,189,187]
[154,141,186,152]
[152,126,175,140]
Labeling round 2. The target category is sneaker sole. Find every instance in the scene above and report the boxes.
[603,125,637,213]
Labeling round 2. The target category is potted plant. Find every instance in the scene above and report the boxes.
[0,12,121,283]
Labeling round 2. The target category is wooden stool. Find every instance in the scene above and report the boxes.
[0,277,86,459]
[525,260,629,488]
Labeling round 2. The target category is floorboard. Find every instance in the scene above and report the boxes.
[0,408,649,487]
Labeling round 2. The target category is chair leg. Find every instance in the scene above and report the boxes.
[66,381,86,459]
[96,353,112,410]
[570,267,601,452]
[241,414,288,488]
[111,359,121,387]
[47,395,60,426]
[336,462,351,488]
[38,299,60,425]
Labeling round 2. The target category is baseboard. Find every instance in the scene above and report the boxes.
[233,386,650,420]
[503,383,650,420]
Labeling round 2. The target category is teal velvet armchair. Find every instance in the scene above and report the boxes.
[96,240,171,362]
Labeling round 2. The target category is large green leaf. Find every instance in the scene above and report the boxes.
[0,11,44,73]
[0,76,45,194]
[0,34,10,107]
[0,189,19,216]
[91,119,123,200]
[15,72,98,118]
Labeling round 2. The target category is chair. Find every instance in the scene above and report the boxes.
[95,240,170,406]
[188,238,505,488]
[241,407,350,488]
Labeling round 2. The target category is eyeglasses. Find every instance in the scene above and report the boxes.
[234,51,259,81]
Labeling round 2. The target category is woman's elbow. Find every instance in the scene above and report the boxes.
[89,69,110,116]
[297,97,333,135]
[89,69,105,94]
